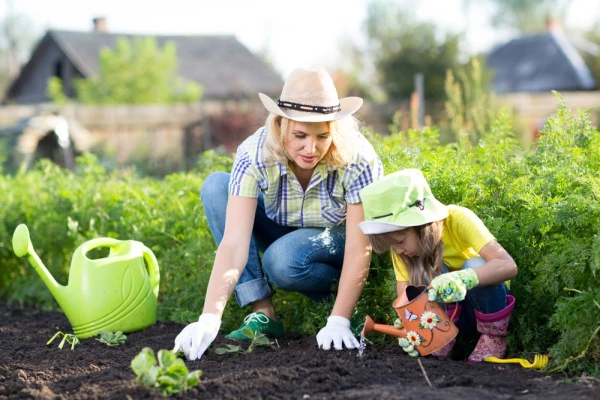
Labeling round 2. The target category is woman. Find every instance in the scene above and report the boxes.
[174,68,384,360]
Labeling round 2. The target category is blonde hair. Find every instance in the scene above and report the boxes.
[262,113,360,168]
[367,220,445,285]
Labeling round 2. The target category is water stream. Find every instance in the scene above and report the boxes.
[358,332,366,358]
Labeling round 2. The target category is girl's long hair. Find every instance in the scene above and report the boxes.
[368,220,445,285]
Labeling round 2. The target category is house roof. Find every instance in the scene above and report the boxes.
[13,29,284,100]
[486,30,596,94]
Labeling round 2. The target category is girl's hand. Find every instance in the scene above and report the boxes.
[428,269,479,303]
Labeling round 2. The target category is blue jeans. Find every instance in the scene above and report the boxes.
[200,172,346,307]
[442,258,510,333]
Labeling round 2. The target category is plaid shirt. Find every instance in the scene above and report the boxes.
[229,127,383,228]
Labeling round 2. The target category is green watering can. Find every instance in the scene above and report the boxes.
[12,224,160,339]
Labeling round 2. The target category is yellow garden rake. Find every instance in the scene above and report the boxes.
[485,354,549,369]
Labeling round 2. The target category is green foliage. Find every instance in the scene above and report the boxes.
[46,77,69,105]
[444,57,507,146]
[363,0,462,100]
[47,331,80,350]
[131,347,202,397]
[48,36,202,105]
[547,288,600,376]
[96,330,127,346]
[580,24,600,88]
[0,152,214,321]
[214,328,275,355]
[192,149,235,176]
[482,0,567,32]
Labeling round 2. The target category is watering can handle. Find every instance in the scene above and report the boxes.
[81,237,123,252]
[142,246,160,298]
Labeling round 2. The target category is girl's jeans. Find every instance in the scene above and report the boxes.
[442,258,510,333]
[200,172,346,308]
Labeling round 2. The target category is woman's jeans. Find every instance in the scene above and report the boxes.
[442,258,510,333]
[200,172,346,308]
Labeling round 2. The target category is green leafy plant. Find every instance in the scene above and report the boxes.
[48,36,202,105]
[46,331,80,350]
[131,347,202,397]
[444,57,507,146]
[96,330,127,346]
[214,328,276,355]
[214,343,243,355]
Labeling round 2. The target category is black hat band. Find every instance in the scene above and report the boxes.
[278,100,341,114]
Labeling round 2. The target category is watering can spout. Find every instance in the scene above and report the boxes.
[12,224,66,300]
[362,315,406,338]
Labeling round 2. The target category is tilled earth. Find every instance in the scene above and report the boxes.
[1,303,599,400]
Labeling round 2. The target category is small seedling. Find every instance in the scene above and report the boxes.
[47,331,80,350]
[96,330,127,346]
[215,328,276,355]
[172,349,186,359]
[214,343,242,355]
[131,347,202,397]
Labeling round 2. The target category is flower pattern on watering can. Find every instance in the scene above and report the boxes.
[392,285,459,356]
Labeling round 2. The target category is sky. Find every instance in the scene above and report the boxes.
[3,0,600,79]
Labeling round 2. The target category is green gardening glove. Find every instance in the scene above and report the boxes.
[428,269,479,303]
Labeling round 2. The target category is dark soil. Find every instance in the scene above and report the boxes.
[1,304,599,400]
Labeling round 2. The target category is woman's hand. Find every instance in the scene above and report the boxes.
[173,313,221,361]
[316,316,359,350]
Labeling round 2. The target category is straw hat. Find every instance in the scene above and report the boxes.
[259,68,363,122]
[358,169,449,235]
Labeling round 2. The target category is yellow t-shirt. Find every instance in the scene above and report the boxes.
[394,205,496,281]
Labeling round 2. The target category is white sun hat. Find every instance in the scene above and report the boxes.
[258,68,363,123]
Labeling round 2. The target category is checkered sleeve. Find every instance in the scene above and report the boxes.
[344,141,384,204]
[229,146,261,198]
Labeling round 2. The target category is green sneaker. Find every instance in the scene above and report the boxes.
[225,312,284,342]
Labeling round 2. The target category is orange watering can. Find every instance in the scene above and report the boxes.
[363,285,458,356]
[12,224,160,339]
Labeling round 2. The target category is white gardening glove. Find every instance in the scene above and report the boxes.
[173,313,221,361]
[316,315,359,350]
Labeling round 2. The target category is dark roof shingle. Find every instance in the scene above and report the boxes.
[486,30,596,94]
[49,30,283,99]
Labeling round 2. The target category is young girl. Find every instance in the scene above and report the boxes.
[358,169,518,362]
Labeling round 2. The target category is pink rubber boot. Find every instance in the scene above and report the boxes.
[467,295,516,363]
[431,303,462,358]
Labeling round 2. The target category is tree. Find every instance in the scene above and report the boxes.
[482,0,570,33]
[579,23,600,88]
[0,12,38,95]
[444,57,506,145]
[49,36,202,105]
[361,1,463,101]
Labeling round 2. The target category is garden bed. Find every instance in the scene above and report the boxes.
[1,303,598,400]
